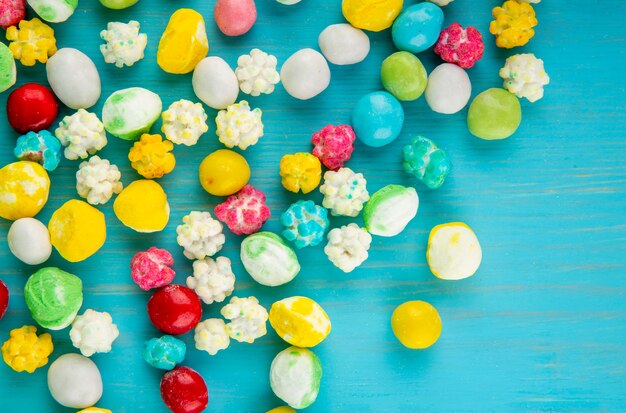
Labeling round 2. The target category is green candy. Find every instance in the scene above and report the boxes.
[270,346,322,409]
[24,267,83,330]
[364,184,419,237]
[381,51,427,101]
[99,0,139,8]
[240,232,300,287]
[27,0,78,23]
[0,43,16,93]
[102,87,162,140]
[468,88,522,140]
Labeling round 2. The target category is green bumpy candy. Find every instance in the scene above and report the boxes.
[270,346,322,409]
[380,51,427,101]
[467,88,522,140]
[99,0,139,8]
[28,0,78,23]
[0,43,16,93]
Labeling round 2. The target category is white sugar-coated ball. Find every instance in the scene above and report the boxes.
[47,353,103,409]
[46,48,101,110]
[427,222,482,280]
[7,218,52,265]
[318,23,370,65]
[280,48,330,100]
[276,0,301,4]
[192,56,239,110]
[425,63,471,114]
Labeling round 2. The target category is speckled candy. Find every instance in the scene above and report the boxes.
[364,185,419,237]
[402,136,452,189]
[160,366,208,413]
[381,52,427,101]
[434,23,484,69]
[6,83,58,134]
[0,161,50,221]
[352,91,404,147]
[214,184,270,235]
[14,130,62,171]
[280,200,329,249]
[130,247,176,291]
[467,88,521,140]
[144,335,186,370]
[102,87,162,141]
[270,346,322,409]
[0,0,26,29]
[148,285,202,335]
[392,3,444,53]
[240,232,300,286]
[214,0,256,36]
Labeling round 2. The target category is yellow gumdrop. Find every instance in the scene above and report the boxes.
[77,408,112,413]
[391,301,442,349]
[279,152,321,194]
[342,0,403,32]
[1,325,53,373]
[269,296,331,348]
[6,18,57,66]
[157,8,209,74]
[113,180,170,233]
[129,133,176,179]
[489,0,537,49]
[0,161,50,221]
[198,149,250,196]
[266,408,296,413]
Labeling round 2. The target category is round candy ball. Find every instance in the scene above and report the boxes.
[6,83,58,134]
[47,353,103,408]
[114,180,170,233]
[280,49,331,100]
[392,2,444,53]
[381,52,427,101]
[0,280,8,321]
[318,23,370,66]
[352,91,404,147]
[0,161,50,221]
[144,335,186,370]
[198,149,250,196]
[99,0,139,9]
[467,88,521,140]
[192,57,239,110]
[391,300,442,349]
[148,285,202,335]
[270,346,322,409]
[425,63,472,114]
[214,0,257,36]
[46,48,101,110]
[160,366,208,413]
[427,222,482,280]
[8,217,52,265]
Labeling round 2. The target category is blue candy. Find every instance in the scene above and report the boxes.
[392,3,444,54]
[281,200,329,249]
[143,335,186,370]
[14,130,62,171]
[402,136,451,189]
[352,91,404,148]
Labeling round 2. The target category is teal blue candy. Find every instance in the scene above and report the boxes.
[402,136,451,189]
[392,3,444,53]
[280,200,329,249]
[352,91,404,147]
[143,335,186,370]
[14,131,62,171]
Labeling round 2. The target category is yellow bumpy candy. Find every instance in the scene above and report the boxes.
[0,161,50,221]
[269,296,331,348]
[391,301,442,349]
[157,8,209,74]
[490,1,537,49]
[342,0,403,32]
[279,152,322,194]
[129,134,176,179]
[1,325,53,373]
[6,18,57,66]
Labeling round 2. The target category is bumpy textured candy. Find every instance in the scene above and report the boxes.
[364,185,419,237]
[270,346,322,409]
[279,152,322,194]
[214,0,257,36]
[427,222,482,280]
[311,124,355,170]
[221,296,268,343]
[500,53,550,102]
[143,335,186,370]
[47,353,103,409]
[240,232,300,286]
[70,309,119,357]
[8,217,52,265]
[281,201,329,249]
[148,285,202,335]
[56,110,107,160]
[425,63,471,114]
[318,23,370,65]
[100,20,147,68]
[434,23,484,69]
[1,325,53,373]
[186,257,235,304]
[199,149,250,196]
[490,1,537,49]
[0,42,16,92]
[129,133,176,179]
[99,0,138,8]
[157,8,208,74]
[14,130,62,171]
[319,167,369,217]
[214,185,270,235]
[342,0,402,32]
[6,18,57,66]
[0,161,49,221]
[46,48,101,110]
[114,180,170,232]
[160,366,208,413]
[48,200,106,262]
[76,156,123,205]
[381,52,427,101]
[392,3,444,53]
[352,91,404,147]
[161,99,209,146]
[130,247,175,291]
[7,83,58,133]
[27,0,77,23]
[194,318,230,355]
[269,297,331,348]
[467,88,521,140]
[280,49,330,100]
[193,56,239,110]
[324,223,372,273]
[236,48,280,96]
[392,300,442,349]
[102,87,162,141]
[216,101,263,150]
[0,0,26,29]
[176,211,225,260]
[0,281,7,320]
[402,136,452,189]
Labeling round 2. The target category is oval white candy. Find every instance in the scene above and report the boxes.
[240,232,300,287]
[7,218,52,265]
[47,353,103,409]
[46,48,101,110]
[192,56,239,110]
[280,48,330,100]
[427,222,482,280]
[425,63,471,115]
[318,23,370,65]
[364,185,419,237]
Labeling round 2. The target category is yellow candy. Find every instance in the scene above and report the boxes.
[279,152,321,194]
[129,133,176,179]
[342,0,403,32]
[391,301,441,349]
[489,0,537,49]
[77,408,112,413]
[0,161,50,221]
[157,8,209,74]
[48,199,106,263]
[114,180,170,232]
[198,149,250,196]
[269,296,331,348]
[266,408,296,413]
[6,18,57,66]
[1,325,53,373]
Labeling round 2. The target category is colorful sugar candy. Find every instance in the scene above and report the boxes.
[342,0,402,32]
[402,136,452,189]
[280,49,330,100]
[0,43,16,92]
[76,156,123,205]
[311,124,355,170]
[161,99,209,146]
[6,18,57,66]
[1,325,53,373]
[198,149,250,196]
[130,247,176,291]
[392,3,444,53]
[0,0,26,29]
[14,130,62,171]
[216,100,264,150]
[194,319,230,355]
[391,300,442,349]
[113,179,170,232]
[220,296,268,343]
[427,222,482,280]
[324,223,372,273]
[364,185,419,237]
[467,88,521,140]
[235,48,280,96]
[100,20,147,68]
[193,56,239,110]
[102,87,162,140]
[27,0,77,23]
[214,0,257,36]
[270,346,322,409]
[500,53,550,102]
[280,200,329,249]
[129,133,176,179]
[279,152,322,194]
[240,232,300,286]
[0,161,49,221]
[7,83,58,133]
[47,48,101,109]
[269,296,331,347]
[352,91,404,147]
[157,8,208,74]
[7,217,52,265]
[160,366,208,413]
[186,257,235,304]
[434,23,484,69]
[70,309,119,357]
[214,184,270,235]
[319,167,369,217]
[318,23,370,65]
[55,109,107,160]
[490,0,537,48]
[425,63,472,114]
[47,353,103,408]
[176,211,225,260]
[381,52,428,101]
[144,335,186,370]
[147,285,202,335]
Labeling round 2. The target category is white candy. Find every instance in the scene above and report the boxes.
[194,319,230,355]
[427,222,482,280]
[319,167,369,217]
[318,24,370,65]
[46,48,101,110]
[280,48,331,100]
[324,223,372,273]
[240,232,301,287]
[192,56,239,110]
[236,49,280,96]
[276,0,301,4]
[100,20,148,68]
[428,0,454,5]
[69,309,120,357]
[425,63,471,114]
[28,0,77,23]
[47,353,103,409]
[215,101,263,150]
[161,99,209,146]
[518,0,540,3]
[500,53,550,102]
[7,218,51,265]
[363,185,419,237]
[186,256,235,305]
[55,109,107,160]
[176,211,225,260]
[76,156,123,205]
[221,296,268,343]
[102,87,162,141]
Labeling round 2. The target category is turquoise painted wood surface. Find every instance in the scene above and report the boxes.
[1,0,625,411]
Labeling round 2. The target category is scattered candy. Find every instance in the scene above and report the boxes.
[176,211,225,260]
[47,353,103,409]
[7,217,52,265]
[46,48,101,110]
[6,18,57,66]
[0,42,16,92]
[55,109,107,160]
[381,52,427,101]
[78,408,112,413]
[7,83,58,133]
[342,0,402,32]
[0,281,7,320]
[324,223,372,273]
[392,3,444,54]
[0,161,50,221]
[129,133,176,179]
[157,8,209,74]
[280,48,330,100]
[235,48,280,96]
[100,20,147,68]
[192,56,239,110]
[490,0,537,49]
[364,185,419,237]
[434,23,484,70]
[352,91,404,147]
[161,99,209,146]
[186,256,235,304]
[267,407,296,413]
[427,222,482,280]
[148,285,202,335]
[198,149,250,196]
[144,335,186,370]
[0,0,26,29]
[216,100,264,150]
[70,309,119,357]
[214,184,270,235]
[467,88,521,140]
[311,124,355,170]
[270,346,322,409]
[160,366,208,413]
[276,0,299,4]
[102,87,162,140]
[318,23,370,65]
[240,232,300,286]
[220,296,268,343]
[27,0,76,23]
[1,325,53,373]
[280,200,329,249]
[99,0,138,8]
[319,167,369,217]
[214,0,257,36]
[500,53,550,102]
[113,179,170,232]
[424,63,471,114]
[428,0,453,5]
[194,318,230,355]
[279,152,322,194]
[76,156,123,205]
[391,300,442,349]
[402,136,452,189]
[269,296,331,348]
[130,247,176,291]
[14,130,62,171]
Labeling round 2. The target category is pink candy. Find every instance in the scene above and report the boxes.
[214,184,270,235]
[214,0,257,37]
[311,124,356,170]
[130,247,176,291]
[434,23,484,69]
[0,0,26,29]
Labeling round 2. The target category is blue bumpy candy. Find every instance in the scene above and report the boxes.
[143,335,186,370]
[14,130,62,171]
[392,3,444,54]
[402,136,451,189]
[352,91,404,148]
[281,200,329,249]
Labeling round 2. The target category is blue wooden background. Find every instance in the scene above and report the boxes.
[1,0,625,411]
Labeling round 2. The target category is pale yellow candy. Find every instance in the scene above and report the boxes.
[113,180,170,233]
[157,9,209,74]
[269,296,331,347]
[0,161,50,221]
[77,408,112,413]
[427,222,482,280]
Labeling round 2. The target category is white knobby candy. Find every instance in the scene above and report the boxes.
[363,185,419,237]
[324,223,372,273]
[280,48,331,100]
[318,23,370,65]
[76,156,123,205]
[236,48,280,96]
[192,56,239,110]
[319,167,369,217]
[100,20,148,68]
[69,309,120,357]
[427,222,482,280]
[215,101,263,150]
[161,99,209,146]
[221,296,268,343]
[240,232,300,287]
[176,211,225,260]
[270,346,322,409]
[7,218,52,265]
[47,353,103,409]
[102,87,162,140]
[186,256,235,305]
[55,109,107,160]
[500,53,550,102]
[46,48,101,110]
[194,319,230,355]
[425,63,472,114]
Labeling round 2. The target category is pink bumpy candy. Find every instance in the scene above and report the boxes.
[130,247,176,291]
[0,0,26,29]
[434,23,484,69]
[311,125,356,170]
[214,184,270,235]
[214,0,257,37]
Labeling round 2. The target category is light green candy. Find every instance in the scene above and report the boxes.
[240,232,300,287]
[24,267,83,330]
[0,43,16,93]
[99,0,139,8]
[27,0,78,23]
[380,51,427,101]
[364,184,419,237]
[102,87,162,140]
[468,88,522,140]
[270,346,322,409]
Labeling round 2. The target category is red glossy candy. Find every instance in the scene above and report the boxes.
[161,366,208,413]
[0,0,26,30]
[0,280,9,320]
[7,83,58,134]
[147,284,202,335]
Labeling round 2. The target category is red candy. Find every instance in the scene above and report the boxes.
[214,184,270,235]
[7,83,59,134]
[147,285,202,335]
[311,124,356,170]
[0,280,8,320]
[434,23,484,69]
[0,0,26,29]
[130,247,176,291]
[161,366,208,413]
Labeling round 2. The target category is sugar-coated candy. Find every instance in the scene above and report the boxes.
[391,300,442,349]
[0,161,49,221]
[381,52,427,101]
[352,91,404,147]
[269,296,331,348]
[318,23,370,65]
[220,296,268,343]
[468,88,521,140]
[47,353,103,409]
[0,43,16,92]
[0,0,26,29]
[280,152,322,194]
[500,53,550,102]
[131,247,176,291]
[342,0,402,32]
[100,20,147,68]
[6,18,57,66]
[193,56,239,110]
[236,48,280,96]
[56,109,107,160]
[364,185,419,237]
[143,335,186,370]
[267,407,296,413]
[162,100,209,146]
[216,100,263,150]
[46,48,101,110]
[70,309,119,357]
[240,232,300,286]
[324,223,372,273]
[1,325,53,373]
[276,0,299,4]
[319,167,369,217]
[402,136,451,189]
[434,23,484,69]
[14,130,62,171]
[102,87,162,141]
[76,156,123,205]
[129,133,176,179]
[113,179,170,232]
[0,281,7,320]
[428,0,453,5]
[194,318,230,355]
[157,8,208,74]
[24,267,83,330]
[7,83,58,133]
[270,346,322,409]
[427,222,482,280]
[27,0,76,23]
[176,211,225,260]
[425,63,471,114]
[311,124,355,170]
[99,0,138,8]
[490,0,537,49]
[214,184,270,235]
[280,49,330,100]
[7,217,52,265]
[392,3,444,54]
[148,285,202,335]
[186,257,235,304]
[280,200,329,249]
[48,199,106,262]
[214,0,257,36]
[198,149,250,196]
[160,366,208,413]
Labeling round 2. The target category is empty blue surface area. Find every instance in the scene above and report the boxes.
[1,0,625,412]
